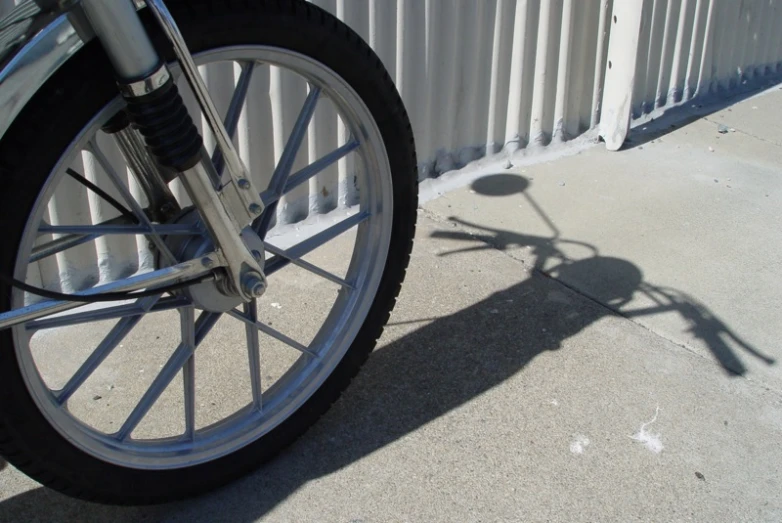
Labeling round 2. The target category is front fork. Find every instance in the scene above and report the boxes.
[79,0,267,301]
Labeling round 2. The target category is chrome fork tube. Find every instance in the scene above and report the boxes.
[145,0,266,228]
[77,0,266,301]
[80,0,160,81]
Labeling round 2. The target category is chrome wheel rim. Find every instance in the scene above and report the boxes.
[11,46,393,469]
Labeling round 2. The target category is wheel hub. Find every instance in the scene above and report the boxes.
[160,208,265,312]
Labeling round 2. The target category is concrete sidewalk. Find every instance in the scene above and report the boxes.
[427,86,782,388]
[1,89,781,521]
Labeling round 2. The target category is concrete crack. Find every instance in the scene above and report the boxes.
[703,116,782,148]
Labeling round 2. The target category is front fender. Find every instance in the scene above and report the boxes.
[0,1,95,143]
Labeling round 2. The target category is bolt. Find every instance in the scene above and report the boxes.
[242,273,266,298]
[160,202,176,215]
[251,249,263,263]
[237,178,251,190]
[201,256,214,268]
[249,203,262,215]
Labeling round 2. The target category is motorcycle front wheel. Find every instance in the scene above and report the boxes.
[0,0,417,504]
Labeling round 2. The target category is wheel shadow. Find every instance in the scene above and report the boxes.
[0,263,609,521]
[0,174,773,521]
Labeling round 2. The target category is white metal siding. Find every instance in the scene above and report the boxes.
[308,0,613,176]
[1,0,781,296]
[632,0,782,118]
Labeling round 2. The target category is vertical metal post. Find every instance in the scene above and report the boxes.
[599,0,645,151]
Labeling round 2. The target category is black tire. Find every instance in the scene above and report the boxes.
[0,0,417,504]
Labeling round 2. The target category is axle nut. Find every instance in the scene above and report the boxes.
[241,273,266,298]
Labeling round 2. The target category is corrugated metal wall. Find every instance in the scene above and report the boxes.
[1,0,781,295]
[632,0,782,118]
[311,0,613,177]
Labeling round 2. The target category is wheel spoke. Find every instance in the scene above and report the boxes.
[256,85,322,236]
[32,220,200,263]
[212,61,256,176]
[31,232,102,263]
[25,296,190,332]
[260,139,359,208]
[55,296,160,405]
[227,308,317,358]
[264,243,354,289]
[181,306,196,439]
[116,311,220,441]
[33,215,127,263]
[265,211,369,276]
[243,300,263,410]
[86,140,177,265]
[37,223,201,236]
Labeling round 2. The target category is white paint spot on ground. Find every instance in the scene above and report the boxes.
[270,303,282,309]
[550,399,559,406]
[570,435,590,454]
[630,406,664,454]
